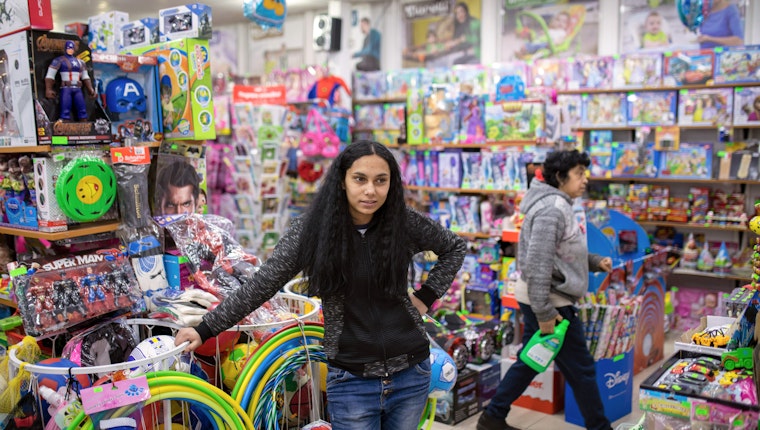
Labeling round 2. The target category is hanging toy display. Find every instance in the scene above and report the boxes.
[54,156,117,223]
[243,0,287,30]
[677,0,712,33]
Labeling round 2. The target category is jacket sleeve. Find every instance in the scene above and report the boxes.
[195,218,304,342]
[524,208,565,322]
[588,253,605,272]
[408,208,467,309]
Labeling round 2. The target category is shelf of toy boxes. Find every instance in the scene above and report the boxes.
[558,82,760,95]
[386,141,539,150]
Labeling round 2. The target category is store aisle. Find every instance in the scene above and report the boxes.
[429,331,678,429]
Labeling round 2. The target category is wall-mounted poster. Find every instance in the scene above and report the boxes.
[402,0,482,69]
[501,0,600,62]
[620,0,747,53]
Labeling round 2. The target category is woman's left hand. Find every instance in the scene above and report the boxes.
[410,292,428,316]
[599,257,613,273]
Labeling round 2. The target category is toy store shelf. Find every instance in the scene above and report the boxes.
[588,176,760,185]
[353,97,407,105]
[406,185,517,196]
[354,128,400,133]
[387,141,537,150]
[670,268,750,282]
[572,126,636,131]
[637,220,746,232]
[0,221,121,241]
[456,232,497,240]
[558,82,760,95]
[0,295,16,308]
[0,145,51,154]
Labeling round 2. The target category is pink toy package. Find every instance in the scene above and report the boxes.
[673,287,722,331]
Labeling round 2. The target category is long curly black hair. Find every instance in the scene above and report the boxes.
[299,141,411,298]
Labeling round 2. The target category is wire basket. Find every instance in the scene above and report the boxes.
[282,277,310,297]
[8,318,186,378]
[231,291,320,332]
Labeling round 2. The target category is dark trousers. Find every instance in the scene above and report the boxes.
[356,56,380,72]
[485,303,612,430]
[60,86,87,120]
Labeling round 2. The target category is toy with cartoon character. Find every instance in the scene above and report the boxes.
[45,40,97,122]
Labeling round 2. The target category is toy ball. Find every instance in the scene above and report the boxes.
[677,0,712,32]
[195,330,240,357]
[128,335,178,373]
[750,216,760,235]
[220,343,256,390]
[428,347,457,398]
[36,358,92,422]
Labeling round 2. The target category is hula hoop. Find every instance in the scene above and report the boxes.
[418,398,437,430]
[237,334,324,410]
[232,322,323,397]
[233,324,324,406]
[248,345,325,421]
[67,371,254,430]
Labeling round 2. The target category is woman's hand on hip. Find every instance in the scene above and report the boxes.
[410,292,428,316]
[175,327,202,353]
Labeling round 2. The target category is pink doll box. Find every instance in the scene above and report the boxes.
[568,56,613,90]
[438,151,462,189]
[732,87,760,126]
[677,88,733,126]
[612,52,663,88]
[715,45,760,84]
[662,49,715,87]
[580,93,627,127]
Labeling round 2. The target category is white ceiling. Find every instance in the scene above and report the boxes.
[50,0,334,31]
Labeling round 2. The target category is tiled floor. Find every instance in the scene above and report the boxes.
[428,332,678,430]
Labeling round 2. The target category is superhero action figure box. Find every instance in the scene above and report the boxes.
[4,31,112,146]
[0,0,53,39]
[126,38,215,140]
[92,53,162,143]
[8,249,144,337]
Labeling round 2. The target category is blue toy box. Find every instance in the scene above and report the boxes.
[663,49,715,86]
[92,53,162,143]
[565,350,634,427]
[159,3,212,41]
[626,91,677,126]
[580,93,627,128]
[659,142,713,179]
[715,45,760,84]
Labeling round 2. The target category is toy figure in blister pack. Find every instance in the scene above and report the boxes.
[27,278,55,328]
[52,273,88,321]
[80,267,106,303]
[45,41,97,121]
[105,266,134,307]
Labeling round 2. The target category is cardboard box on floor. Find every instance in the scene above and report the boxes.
[434,367,481,425]
[501,356,565,414]
[467,357,501,410]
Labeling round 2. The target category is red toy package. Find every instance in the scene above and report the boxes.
[10,249,144,337]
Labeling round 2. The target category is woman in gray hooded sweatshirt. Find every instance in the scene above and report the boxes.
[478,150,613,430]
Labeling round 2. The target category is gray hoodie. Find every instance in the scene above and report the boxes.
[515,179,604,322]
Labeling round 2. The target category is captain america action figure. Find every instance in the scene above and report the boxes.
[44,40,96,121]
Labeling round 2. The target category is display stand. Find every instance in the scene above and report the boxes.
[588,209,666,375]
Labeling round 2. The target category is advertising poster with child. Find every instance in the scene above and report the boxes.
[620,0,747,53]
[501,0,600,61]
[401,0,482,68]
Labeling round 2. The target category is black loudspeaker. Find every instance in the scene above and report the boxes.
[313,15,341,52]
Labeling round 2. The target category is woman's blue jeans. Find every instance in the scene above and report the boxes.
[484,303,612,430]
[326,359,430,430]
